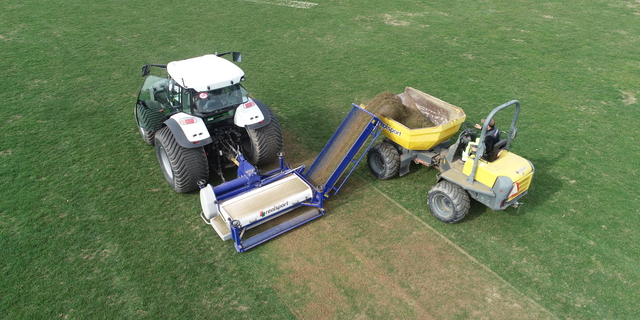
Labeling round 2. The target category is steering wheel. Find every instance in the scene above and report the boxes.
[461,122,477,132]
[461,122,479,138]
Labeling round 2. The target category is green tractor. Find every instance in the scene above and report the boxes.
[135,53,283,193]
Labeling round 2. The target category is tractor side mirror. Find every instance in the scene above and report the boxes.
[141,64,167,77]
[232,52,242,62]
[141,64,150,77]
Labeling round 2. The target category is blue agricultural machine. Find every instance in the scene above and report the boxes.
[198,87,534,252]
[198,104,382,252]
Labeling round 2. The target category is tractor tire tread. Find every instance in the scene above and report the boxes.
[245,107,284,166]
[136,102,164,146]
[155,126,208,193]
[428,180,471,223]
[367,142,400,180]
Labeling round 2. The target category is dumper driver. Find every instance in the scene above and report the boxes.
[472,118,499,160]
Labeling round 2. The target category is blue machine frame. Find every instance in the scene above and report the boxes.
[199,105,382,252]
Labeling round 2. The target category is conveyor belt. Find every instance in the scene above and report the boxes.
[304,106,378,190]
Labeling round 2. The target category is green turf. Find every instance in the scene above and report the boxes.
[2,0,639,318]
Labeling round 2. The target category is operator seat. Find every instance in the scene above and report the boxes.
[484,139,507,162]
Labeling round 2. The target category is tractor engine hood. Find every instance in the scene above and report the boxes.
[166,54,245,92]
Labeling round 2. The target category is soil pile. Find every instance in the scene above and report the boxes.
[366,91,435,128]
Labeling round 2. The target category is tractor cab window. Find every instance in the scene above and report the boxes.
[167,80,184,110]
[194,84,249,114]
[138,75,171,105]
[181,89,191,112]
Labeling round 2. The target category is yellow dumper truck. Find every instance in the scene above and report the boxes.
[365,87,534,223]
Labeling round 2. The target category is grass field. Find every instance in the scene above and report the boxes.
[2,0,639,318]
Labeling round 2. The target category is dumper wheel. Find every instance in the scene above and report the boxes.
[427,180,470,223]
[367,142,400,180]
[155,126,209,193]
[243,107,284,166]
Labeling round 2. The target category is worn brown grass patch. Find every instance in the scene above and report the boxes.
[264,181,555,319]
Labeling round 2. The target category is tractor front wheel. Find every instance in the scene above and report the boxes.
[427,180,470,223]
[155,126,209,193]
[367,142,400,180]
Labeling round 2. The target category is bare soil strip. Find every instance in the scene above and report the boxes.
[265,180,557,319]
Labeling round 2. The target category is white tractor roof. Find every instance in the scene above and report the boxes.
[166,54,244,92]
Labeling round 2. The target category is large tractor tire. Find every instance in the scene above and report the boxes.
[243,107,284,166]
[427,180,471,223]
[367,142,400,180]
[154,126,209,193]
[135,101,164,146]
[138,126,156,146]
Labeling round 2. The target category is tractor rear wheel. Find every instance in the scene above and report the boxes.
[243,107,284,166]
[135,102,164,146]
[155,126,209,193]
[367,142,400,180]
[427,180,470,223]
[138,126,155,146]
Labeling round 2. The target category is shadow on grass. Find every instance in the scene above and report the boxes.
[458,200,490,223]
[452,153,565,222]
[506,153,564,217]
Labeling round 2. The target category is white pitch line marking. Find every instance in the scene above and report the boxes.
[241,0,318,9]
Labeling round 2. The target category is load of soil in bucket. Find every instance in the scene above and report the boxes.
[366,91,435,128]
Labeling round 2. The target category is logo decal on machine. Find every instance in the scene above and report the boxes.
[259,201,289,217]
[515,166,527,175]
[380,122,402,137]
